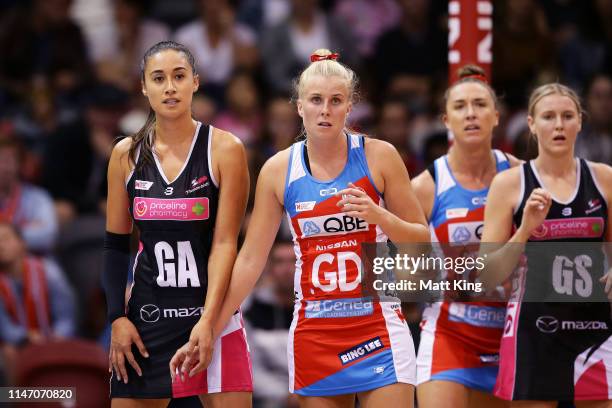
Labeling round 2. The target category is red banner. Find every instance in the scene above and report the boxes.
[448,0,493,83]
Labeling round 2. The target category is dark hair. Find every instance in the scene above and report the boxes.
[444,64,498,109]
[128,41,197,168]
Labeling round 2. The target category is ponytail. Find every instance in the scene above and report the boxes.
[128,109,156,168]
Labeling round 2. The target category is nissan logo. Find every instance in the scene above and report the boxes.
[140,304,160,323]
[536,316,559,333]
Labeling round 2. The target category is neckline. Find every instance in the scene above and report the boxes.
[153,121,202,185]
[529,158,580,205]
[443,150,498,194]
[301,133,351,184]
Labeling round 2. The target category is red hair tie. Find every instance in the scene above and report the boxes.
[461,74,488,84]
[310,52,340,62]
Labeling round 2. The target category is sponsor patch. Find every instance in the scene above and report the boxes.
[338,337,384,365]
[448,303,506,328]
[448,221,482,244]
[298,213,368,238]
[530,217,604,240]
[320,188,338,196]
[295,201,316,212]
[446,208,469,219]
[479,354,500,363]
[133,197,209,221]
[135,180,153,190]
[305,298,373,318]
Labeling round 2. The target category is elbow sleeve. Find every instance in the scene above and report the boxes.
[102,231,131,324]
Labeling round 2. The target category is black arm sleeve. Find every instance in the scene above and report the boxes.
[102,231,130,324]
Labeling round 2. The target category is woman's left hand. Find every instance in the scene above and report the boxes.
[599,267,612,301]
[337,182,382,225]
[169,318,214,382]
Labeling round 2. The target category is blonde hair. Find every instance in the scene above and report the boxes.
[293,49,358,102]
[528,83,582,118]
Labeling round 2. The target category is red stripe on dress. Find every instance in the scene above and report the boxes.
[171,366,208,398]
[575,360,608,400]
[221,329,253,392]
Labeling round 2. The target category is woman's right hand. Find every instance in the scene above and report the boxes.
[109,317,149,384]
[518,188,552,239]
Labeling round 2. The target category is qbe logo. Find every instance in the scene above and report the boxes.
[298,213,368,238]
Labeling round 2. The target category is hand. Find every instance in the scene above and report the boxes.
[170,318,214,381]
[518,188,552,238]
[336,182,382,224]
[169,342,199,383]
[599,267,612,301]
[109,317,149,384]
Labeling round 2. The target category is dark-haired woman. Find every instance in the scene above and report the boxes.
[103,41,252,406]
[412,65,520,408]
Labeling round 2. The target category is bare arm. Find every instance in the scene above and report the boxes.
[212,154,286,337]
[591,162,612,298]
[411,170,435,221]
[200,129,249,326]
[106,138,149,383]
[106,138,133,234]
[171,151,288,379]
[180,130,250,374]
[478,167,552,289]
[339,139,429,243]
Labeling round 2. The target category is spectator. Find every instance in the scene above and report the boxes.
[375,99,420,175]
[576,73,612,163]
[174,0,258,103]
[260,0,359,94]
[0,139,58,254]
[0,0,92,105]
[373,0,446,102]
[492,0,555,110]
[259,95,300,157]
[333,0,400,58]
[95,0,171,92]
[42,83,129,223]
[214,70,263,144]
[0,222,76,346]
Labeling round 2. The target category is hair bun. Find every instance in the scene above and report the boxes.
[456,64,488,83]
[310,49,340,62]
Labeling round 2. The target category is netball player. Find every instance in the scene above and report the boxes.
[480,83,612,406]
[412,65,520,408]
[103,41,252,407]
[171,49,430,407]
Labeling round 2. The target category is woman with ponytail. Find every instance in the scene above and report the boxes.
[170,48,429,407]
[412,65,521,408]
[103,40,252,406]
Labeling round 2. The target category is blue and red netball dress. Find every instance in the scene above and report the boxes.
[496,159,611,401]
[417,150,510,392]
[112,122,252,398]
[284,133,416,396]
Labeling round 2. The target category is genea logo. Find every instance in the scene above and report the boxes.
[298,213,368,238]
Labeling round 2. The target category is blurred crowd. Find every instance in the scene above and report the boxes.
[0,0,610,406]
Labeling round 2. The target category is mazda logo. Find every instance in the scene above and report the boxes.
[140,304,160,323]
[536,316,559,333]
